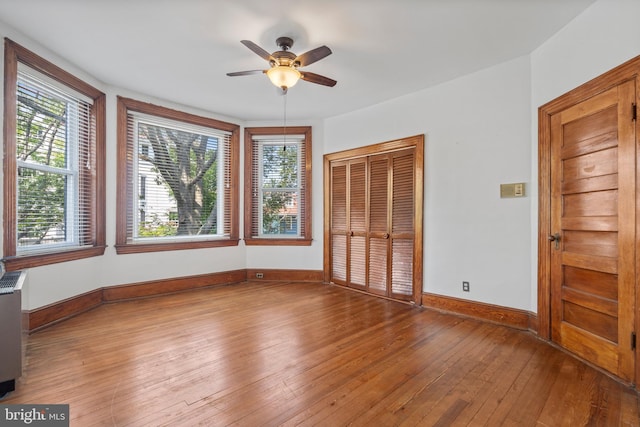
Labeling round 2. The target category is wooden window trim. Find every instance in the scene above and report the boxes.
[244,126,312,246]
[2,39,106,270]
[115,96,240,254]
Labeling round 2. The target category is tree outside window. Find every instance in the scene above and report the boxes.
[244,126,312,246]
[116,97,239,253]
[3,39,106,270]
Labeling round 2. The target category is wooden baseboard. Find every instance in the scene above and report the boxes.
[421,292,536,331]
[102,269,247,301]
[29,272,534,334]
[28,269,247,332]
[28,289,103,332]
[246,269,324,282]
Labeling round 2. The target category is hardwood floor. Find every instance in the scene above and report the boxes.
[3,282,639,426]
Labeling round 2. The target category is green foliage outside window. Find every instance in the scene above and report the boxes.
[261,143,299,235]
[136,123,219,238]
[16,80,70,247]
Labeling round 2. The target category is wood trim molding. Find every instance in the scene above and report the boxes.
[537,55,640,387]
[28,289,103,332]
[243,126,313,245]
[3,39,107,270]
[115,96,241,254]
[245,269,323,282]
[421,292,536,331]
[28,270,537,334]
[27,269,323,332]
[102,270,247,301]
[538,56,640,332]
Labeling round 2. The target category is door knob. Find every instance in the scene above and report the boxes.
[548,233,561,249]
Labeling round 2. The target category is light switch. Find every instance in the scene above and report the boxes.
[514,183,523,197]
[500,182,525,198]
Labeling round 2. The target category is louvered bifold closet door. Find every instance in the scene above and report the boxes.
[390,149,415,300]
[326,135,422,303]
[368,154,389,296]
[330,162,348,284]
[349,159,367,289]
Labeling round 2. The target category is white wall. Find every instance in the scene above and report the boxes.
[324,0,640,313]
[7,0,640,313]
[243,119,326,271]
[325,56,533,310]
[0,21,328,310]
[529,0,640,309]
[0,24,249,310]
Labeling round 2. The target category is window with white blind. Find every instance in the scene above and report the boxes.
[3,39,106,270]
[244,126,312,245]
[116,97,240,253]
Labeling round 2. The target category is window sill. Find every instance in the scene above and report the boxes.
[4,245,107,270]
[244,238,312,247]
[115,239,240,254]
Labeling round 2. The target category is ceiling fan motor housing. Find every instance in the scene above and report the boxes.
[273,51,297,67]
[276,37,294,51]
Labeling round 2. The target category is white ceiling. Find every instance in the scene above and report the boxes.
[0,0,596,122]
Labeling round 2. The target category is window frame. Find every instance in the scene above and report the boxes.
[115,96,240,254]
[244,126,312,246]
[3,39,106,270]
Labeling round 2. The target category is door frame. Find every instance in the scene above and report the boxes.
[323,134,424,305]
[538,55,640,386]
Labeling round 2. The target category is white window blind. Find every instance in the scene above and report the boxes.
[125,111,232,243]
[15,69,94,253]
[250,134,306,238]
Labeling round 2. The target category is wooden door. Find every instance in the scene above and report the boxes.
[367,149,415,301]
[389,149,415,300]
[325,135,424,304]
[549,81,636,381]
[368,154,390,296]
[349,159,367,289]
[330,161,347,285]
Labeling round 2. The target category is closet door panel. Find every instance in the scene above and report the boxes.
[332,235,347,283]
[392,151,415,235]
[369,237,388,295]
[330,163,347,284]
[369,156,389,233]
[368,155,390,294]
[390,150,415,300]
[349,161,366,232]
[349,160,367,288]
[391,238,413,297]
[350,236,366,288]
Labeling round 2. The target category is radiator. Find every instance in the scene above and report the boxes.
[0,271,25,399]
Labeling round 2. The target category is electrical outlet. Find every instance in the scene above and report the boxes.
[256,272,264,279]
[462,281,470,292]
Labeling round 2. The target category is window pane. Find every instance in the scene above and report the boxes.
[261,190,299,235]
[17,80,69,169]
[4,40,106,268]
[262,144,298,188]
[15,73,83,253]
[244,127,311,244]
[135,122,221,239]
[17,167,68,248]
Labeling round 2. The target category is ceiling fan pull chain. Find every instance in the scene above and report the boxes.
[283,92,288,151]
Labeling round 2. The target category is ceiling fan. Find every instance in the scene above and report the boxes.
[227,37,337,92]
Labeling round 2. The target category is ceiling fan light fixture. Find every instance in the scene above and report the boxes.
[267,65,301,90]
